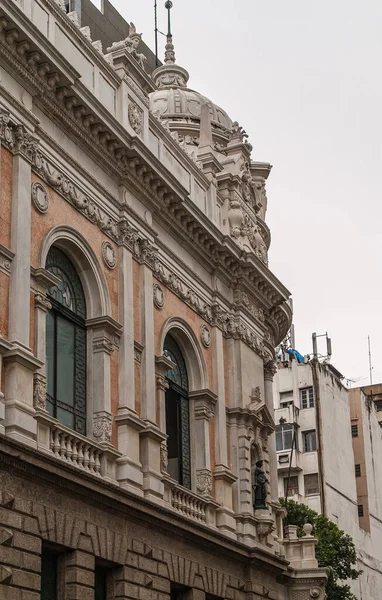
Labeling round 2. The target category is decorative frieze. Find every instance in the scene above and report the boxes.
[102,241,116,269]
[0,110,289,356]
[31,181,49,213]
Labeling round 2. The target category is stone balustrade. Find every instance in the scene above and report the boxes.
[35,412,120,482]
[164,477,220,526]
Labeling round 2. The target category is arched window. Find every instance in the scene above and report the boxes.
[164,335,191,488]
[45,247,87,434]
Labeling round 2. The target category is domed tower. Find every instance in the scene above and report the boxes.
[149,6,271,265]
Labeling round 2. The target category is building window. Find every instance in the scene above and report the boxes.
[300,387,314,409]
[351,424,358,437]
[279,391,293,407]
[304,473,319,495]
[41,546,58,600]
[355,464,361,477]
[46,247,87,434]
[303,430,317,452]
[358,504,364,517]
[164,335,191,489]
[375,400,382,412]
[284,476,299,497]
[276,424,298,451]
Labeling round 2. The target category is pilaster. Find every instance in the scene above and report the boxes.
[264,360,278,503]
[86,315,122,444]
[189,388,217,497]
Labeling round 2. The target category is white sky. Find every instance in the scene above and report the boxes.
[100,0,382,385]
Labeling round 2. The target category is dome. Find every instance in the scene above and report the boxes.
[150,87,232,133]
[149,34,232,147]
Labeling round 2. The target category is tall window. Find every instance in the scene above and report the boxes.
[164,335,191,489]
[276,424,298,451]
[303,430,317,452]
[284,475,299,497]
[351,424,358,437]
[40,546,58,600]
[46,247,87,434]
[300,387,314,409]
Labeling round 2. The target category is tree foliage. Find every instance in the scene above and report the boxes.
[280,499,361,600]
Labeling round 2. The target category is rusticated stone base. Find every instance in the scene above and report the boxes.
[0,437,327,600]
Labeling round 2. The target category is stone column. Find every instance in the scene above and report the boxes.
[211,327,237,537]
[264,360,278,503]
[64,549,95,600]
[189,389,216,497]
[4,125,42,446]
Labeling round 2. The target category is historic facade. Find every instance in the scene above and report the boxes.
[0,0,327,598]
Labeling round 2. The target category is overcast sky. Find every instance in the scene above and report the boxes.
[97,0,382,385]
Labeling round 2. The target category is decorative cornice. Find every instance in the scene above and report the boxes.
[0,17,291,350]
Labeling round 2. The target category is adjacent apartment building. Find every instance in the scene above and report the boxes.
[273,354,382,599]
[0,0,327,599]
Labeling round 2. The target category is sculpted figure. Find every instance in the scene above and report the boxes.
[253,460,267,510]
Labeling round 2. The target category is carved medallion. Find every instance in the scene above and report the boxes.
[31,182,49,213]
[196,469,212,496]
[200,324,211,348]
[153,283,164,308]
[93,414,112,443]
[102,241,116,270]
[128,100,143,134]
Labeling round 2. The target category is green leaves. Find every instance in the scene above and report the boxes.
[280,499,361,600]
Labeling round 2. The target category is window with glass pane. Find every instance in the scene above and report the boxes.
[95,565,108,600]
[303,430,317,452]
[304,473,319,495]
[284,475,299,496]
[276,424,298,451]
[45,247,87,434]
[164,335,191,489]
[300,387,314,409]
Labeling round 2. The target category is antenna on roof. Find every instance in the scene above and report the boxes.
[368,335,373,385]
[154,1,159,67]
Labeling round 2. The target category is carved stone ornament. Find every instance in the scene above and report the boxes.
[200,324,211,348]
[31,182,49,213]
[93,414,112,443]
[264,360,277,381]
[128,101,143,134]
[102,241,116,270]
[33,373,46,411]
[196,469,212,497]
[310,590,321,599]
[160,440,168,474]
[153,283,164,309]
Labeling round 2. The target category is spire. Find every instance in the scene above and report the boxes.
[152,0,189,89]
[164,1,175,64]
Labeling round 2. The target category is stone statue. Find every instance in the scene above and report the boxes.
[253,460,267,510]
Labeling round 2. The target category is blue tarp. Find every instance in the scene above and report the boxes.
[287,348,305,363]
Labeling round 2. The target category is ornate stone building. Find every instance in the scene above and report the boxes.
[0,1,327,598]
